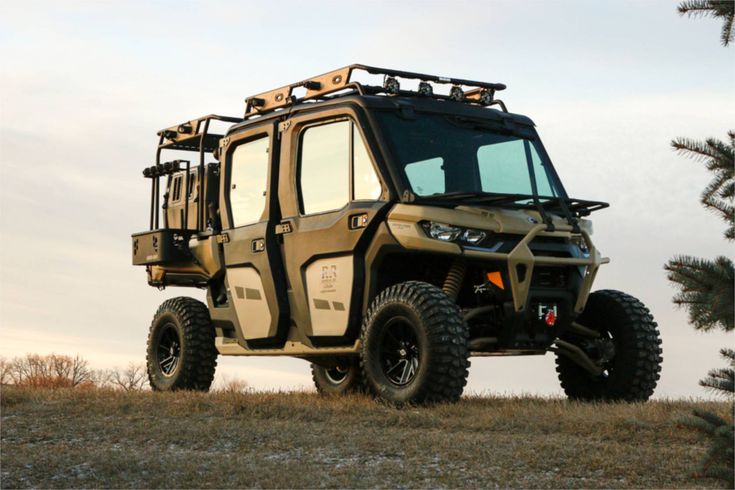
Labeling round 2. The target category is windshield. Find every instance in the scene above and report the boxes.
[376,112,565,202]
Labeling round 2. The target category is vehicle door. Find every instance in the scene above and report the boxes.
[219,122,289,346]
[278,108,390,343]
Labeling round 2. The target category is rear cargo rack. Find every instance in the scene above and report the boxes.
[244,64,508,118]
[143,114,243,232]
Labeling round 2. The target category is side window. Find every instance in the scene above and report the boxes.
[299,119,382,215]
[230,136,270,227]
[405,157,444,196]
[300,121,349,214]
[187,170,197,201]
[353,125,381,200]
[171,175,182,202]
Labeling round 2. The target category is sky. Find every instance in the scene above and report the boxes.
[0,0,733,398]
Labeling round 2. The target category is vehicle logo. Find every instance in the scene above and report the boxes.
[527,217,538,224]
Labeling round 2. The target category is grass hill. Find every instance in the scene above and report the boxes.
[0,386,729,488]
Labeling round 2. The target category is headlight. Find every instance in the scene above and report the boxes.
[425,222,463,241]
[422,222,487,244]
[461,228,486,244]
[570,235,589,254]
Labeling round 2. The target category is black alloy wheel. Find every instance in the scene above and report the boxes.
[379,317,420,386]
[360,281,470,405]
[146,297,218,391]
[157,323,181,376]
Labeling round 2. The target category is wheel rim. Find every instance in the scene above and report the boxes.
[379,316,420,386]
[157,323,181,377]
[324,366,349,384]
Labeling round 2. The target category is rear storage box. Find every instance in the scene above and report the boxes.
[132,229,191,265]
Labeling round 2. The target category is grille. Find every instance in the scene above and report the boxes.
[531,267,568,288]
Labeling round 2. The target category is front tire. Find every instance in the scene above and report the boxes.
[556,289,662,401]
[360,281,470,405]
[146,297,218,391]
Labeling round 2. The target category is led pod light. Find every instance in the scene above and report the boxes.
[421,221,487,245]
[570,235,589,254]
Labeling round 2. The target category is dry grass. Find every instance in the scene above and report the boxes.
[0,386,730,489]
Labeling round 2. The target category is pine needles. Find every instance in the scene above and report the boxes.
[668,7,733,486]
[671,131,735,239]
[665,255,734,331]
[678,0,735,46]
[681,349,735,488]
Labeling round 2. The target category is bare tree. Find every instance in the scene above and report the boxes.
[109,363,148,391]
[0,357,12,385]
[217,376,249,394]
[7,354,92,388]
[68,355,92,387]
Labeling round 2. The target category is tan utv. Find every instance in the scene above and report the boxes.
[132,65,662,404]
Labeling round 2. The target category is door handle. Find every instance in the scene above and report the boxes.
[349,213,368,230]
[251,238,265,253]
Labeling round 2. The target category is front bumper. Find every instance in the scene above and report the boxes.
[462,223,608,314]
[386,206,609,315]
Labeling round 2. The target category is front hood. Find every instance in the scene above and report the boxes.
[388,203,592,236]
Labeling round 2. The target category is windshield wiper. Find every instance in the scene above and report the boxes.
[417,191,489,201]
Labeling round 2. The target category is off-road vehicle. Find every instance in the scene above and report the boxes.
[132,65,662,404]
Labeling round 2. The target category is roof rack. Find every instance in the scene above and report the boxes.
[156,114,243,153]
[244,64,508,118]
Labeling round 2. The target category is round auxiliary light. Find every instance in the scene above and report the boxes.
[418,81,433,96]
[163,161,174,172]
[479,89,494,106]
[449,85,464,101]
[142,167,152,178]
[384,76,400,95]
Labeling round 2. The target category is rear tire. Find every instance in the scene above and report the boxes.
[311,359,363,395]
[360,281,470,405]
[556,289,662,401]
[146,297,218,391]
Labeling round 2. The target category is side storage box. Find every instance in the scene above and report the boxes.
[132,229,192,265]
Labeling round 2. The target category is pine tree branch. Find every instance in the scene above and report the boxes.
[678,0,735,46]
[720,348,735,367]
[678,0,716,16]
[671,132,735,241]
[665,255,735,331]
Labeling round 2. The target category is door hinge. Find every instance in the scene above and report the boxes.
[216,233,230,244]
[278,120,292,133]
[275,221,293,235]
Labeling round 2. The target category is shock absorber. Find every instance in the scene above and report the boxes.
[442,259,466,301]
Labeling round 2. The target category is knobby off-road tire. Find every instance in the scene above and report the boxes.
[360,281,470,405]
[147,297,218,391]
[311,359,363,395]
[556,289,662,401]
